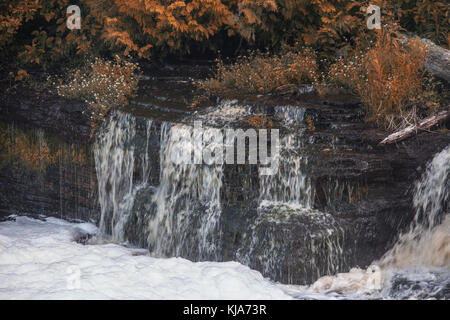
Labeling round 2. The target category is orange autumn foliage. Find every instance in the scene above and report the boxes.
[327,28,441,130]
[101,0,279,57]
[0,1,39,47]
[1,0,448,70]
[360,30,440,129]
[200,48,319,95]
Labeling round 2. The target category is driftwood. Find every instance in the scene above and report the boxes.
[379,108,450,145]
[401,34,450,83]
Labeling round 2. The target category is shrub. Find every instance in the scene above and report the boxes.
[389,0,450,48]
[0,0,39,48]
[327,28,442,130]
[2,1,448,76]
[199,48,319,96]
[54,56,141,137]
[326,49,367,95]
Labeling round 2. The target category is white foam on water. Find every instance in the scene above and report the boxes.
[379,145,450,269]
[298,145,450,299]
[0,216,291,300]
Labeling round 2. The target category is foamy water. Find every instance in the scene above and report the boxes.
[300,145,450,299]
[1,109,448,299]
[0,216,291,300]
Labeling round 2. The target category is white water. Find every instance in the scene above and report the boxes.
[274,105,307,126]
[259,105,312,207]
[301,145,450,299]
[94,114,154,242]
[94,113,225,259]
[91,109,448,298]
[0,216,290,299]
[235,105,344,283]
[379,145,450,269]
[259,146,312,207]
[94,113,136,240]
[146,122,223,259]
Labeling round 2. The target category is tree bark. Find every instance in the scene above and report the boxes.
[379,108,450,146]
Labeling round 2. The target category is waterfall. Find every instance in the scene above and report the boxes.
[93,107,345,284]
[94,113,154,242]
[306,145,450,298]
[141,120,153,185]
[379,145,450,269]
[259,138,312,207]
[274,105,306,126]
[94,113,136,240]
[260,106,311,207]
[146,122,223,259]
[94,113,223,259]
[235,105,344,284]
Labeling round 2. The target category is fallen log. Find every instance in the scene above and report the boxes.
[378,108,450,145]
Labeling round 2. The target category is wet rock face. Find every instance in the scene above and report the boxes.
[0,121,98,222]
[233,203,345,284]
[387,271,450,299]
[0,88,92,143]
[302,104,450,272]
[0,159,98,222]
[1,71,449,285]
[0,88,97,222]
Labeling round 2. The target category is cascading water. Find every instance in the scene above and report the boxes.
[304,145,450,299]
[93,104,346,285]
[235,105,345,284]
[259,138,311,206]
[94,113,136,240]
[94,113,155,242]
[94,112,224,260]
[378,144,450,299]
[379,145,449,269]
[145,122,223,259]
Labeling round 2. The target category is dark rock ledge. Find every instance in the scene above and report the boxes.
[0,87,92,144]
[0,80,449,284]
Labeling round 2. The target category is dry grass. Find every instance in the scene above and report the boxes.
[198,49,319,96]
[326,50,367,96]
[326,29,442,131]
